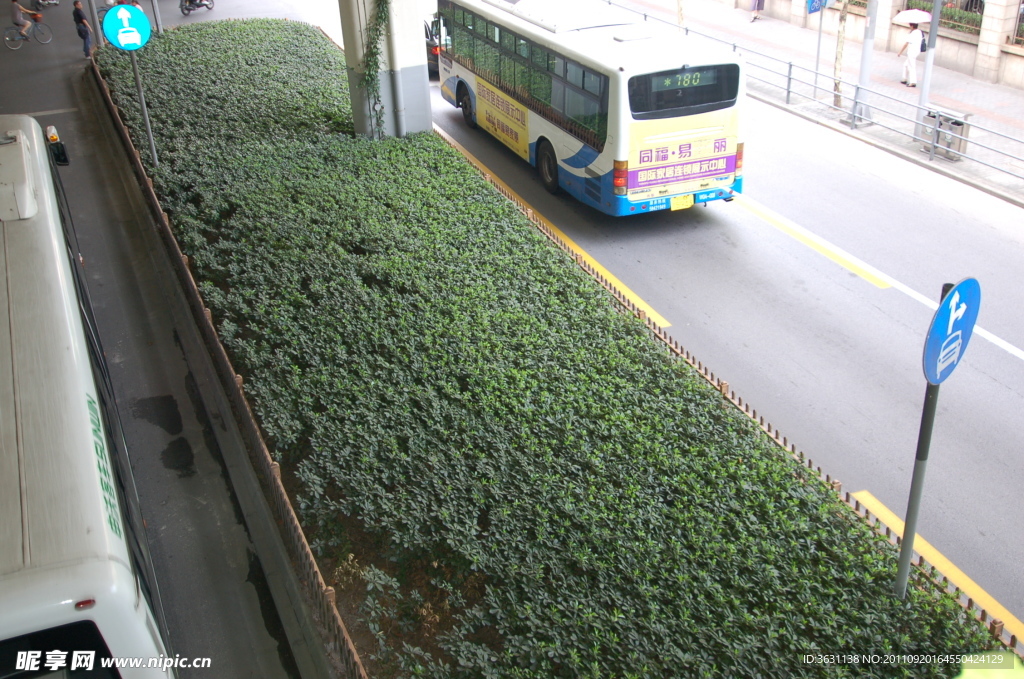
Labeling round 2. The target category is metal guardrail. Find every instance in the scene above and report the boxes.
[606,0,1024,198]
[732,46,1024,185]
[607,2,1024,204]
[716,42,1022,186]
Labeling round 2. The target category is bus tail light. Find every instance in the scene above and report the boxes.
[613,160,628,195]
[735,143,744,175]
[432,45,440,56]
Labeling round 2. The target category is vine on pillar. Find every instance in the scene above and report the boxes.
[361,0,391,138]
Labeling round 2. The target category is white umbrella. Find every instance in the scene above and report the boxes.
[893,8,932,24]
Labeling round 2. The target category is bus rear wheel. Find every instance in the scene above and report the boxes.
[459,86,477,129]
[537,141,559,194]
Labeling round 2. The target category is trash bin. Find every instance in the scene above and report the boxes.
[920,109,971,161]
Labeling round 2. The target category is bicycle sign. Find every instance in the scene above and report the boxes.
[922,277,981,385]
[102,4,150,51]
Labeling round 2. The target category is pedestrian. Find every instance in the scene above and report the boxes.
[10,0,34,40]
[897,22,924,87]
[72,0,92,59]
[750,0,765,21]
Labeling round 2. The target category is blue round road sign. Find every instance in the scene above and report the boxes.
[102,4,151,51]
[922,277,981,385]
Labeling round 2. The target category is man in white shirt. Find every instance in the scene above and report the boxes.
[897,23,924,87]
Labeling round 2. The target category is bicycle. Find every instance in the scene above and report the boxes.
[4,15,52,49]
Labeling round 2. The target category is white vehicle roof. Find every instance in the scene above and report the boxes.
[0,114,130,606]
[467,0,740,76]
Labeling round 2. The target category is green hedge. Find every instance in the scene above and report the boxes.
[97,19,997,678]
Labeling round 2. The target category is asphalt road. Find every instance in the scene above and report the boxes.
[429,80,1024,629]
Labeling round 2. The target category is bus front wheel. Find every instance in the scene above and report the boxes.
[537,141,559,194]
[459,86,477,129]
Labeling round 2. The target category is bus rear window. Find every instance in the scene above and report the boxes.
[628,64,740,119]
[1,621,119,678]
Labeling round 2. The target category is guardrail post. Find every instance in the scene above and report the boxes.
[786,63,793,105]
[847,85,873,129]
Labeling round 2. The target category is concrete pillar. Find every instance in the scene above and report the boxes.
[874,0,894,50]
[788,0,806,28]
[339,0,432,138]
[973,0,1017,81]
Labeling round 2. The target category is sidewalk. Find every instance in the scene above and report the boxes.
[630,0,1024,207]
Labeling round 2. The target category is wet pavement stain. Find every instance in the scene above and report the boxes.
[160,436,197,477]
[131,394,184,436]
[246,548,303,679]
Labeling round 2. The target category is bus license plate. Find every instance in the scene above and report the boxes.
[671,195,694,211]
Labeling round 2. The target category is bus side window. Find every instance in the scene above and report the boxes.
[516,37,530,59]
[551,79,565,113]
[500,52,516,90]
[530,66,552,105]
[566,62,584,89]
[514,60,531,96]
[475,35,498,79]
[549,54,565,78]
[532,45,547,69]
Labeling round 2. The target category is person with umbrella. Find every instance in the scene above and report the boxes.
[894,8,930,87]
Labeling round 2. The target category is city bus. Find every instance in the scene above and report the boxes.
[0,115,176,677]
[437,0,745,216]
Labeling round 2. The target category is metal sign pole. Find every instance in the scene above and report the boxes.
[850,0,877,126]
[130,51,159,168]
[893,379,940,599]
[814,7,824,97]
[86,0,101,45]
[150,0,163,34]
[894,281,954,599]
[916,0,945,124]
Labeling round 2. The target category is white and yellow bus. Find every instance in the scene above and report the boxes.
[0,115,176,677]
[438,0,745,216]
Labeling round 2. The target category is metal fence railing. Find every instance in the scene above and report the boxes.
[731,43,1024,183]
[608,0,1024,201]
[606,1,1024,199]
[907,0,983,35]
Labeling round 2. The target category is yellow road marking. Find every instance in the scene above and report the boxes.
[736,196,892,289]
[853,491,1024,647]
[540,219,671,328]
[433,125,670,328]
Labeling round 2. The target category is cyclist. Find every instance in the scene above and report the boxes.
[10,0,34,39]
